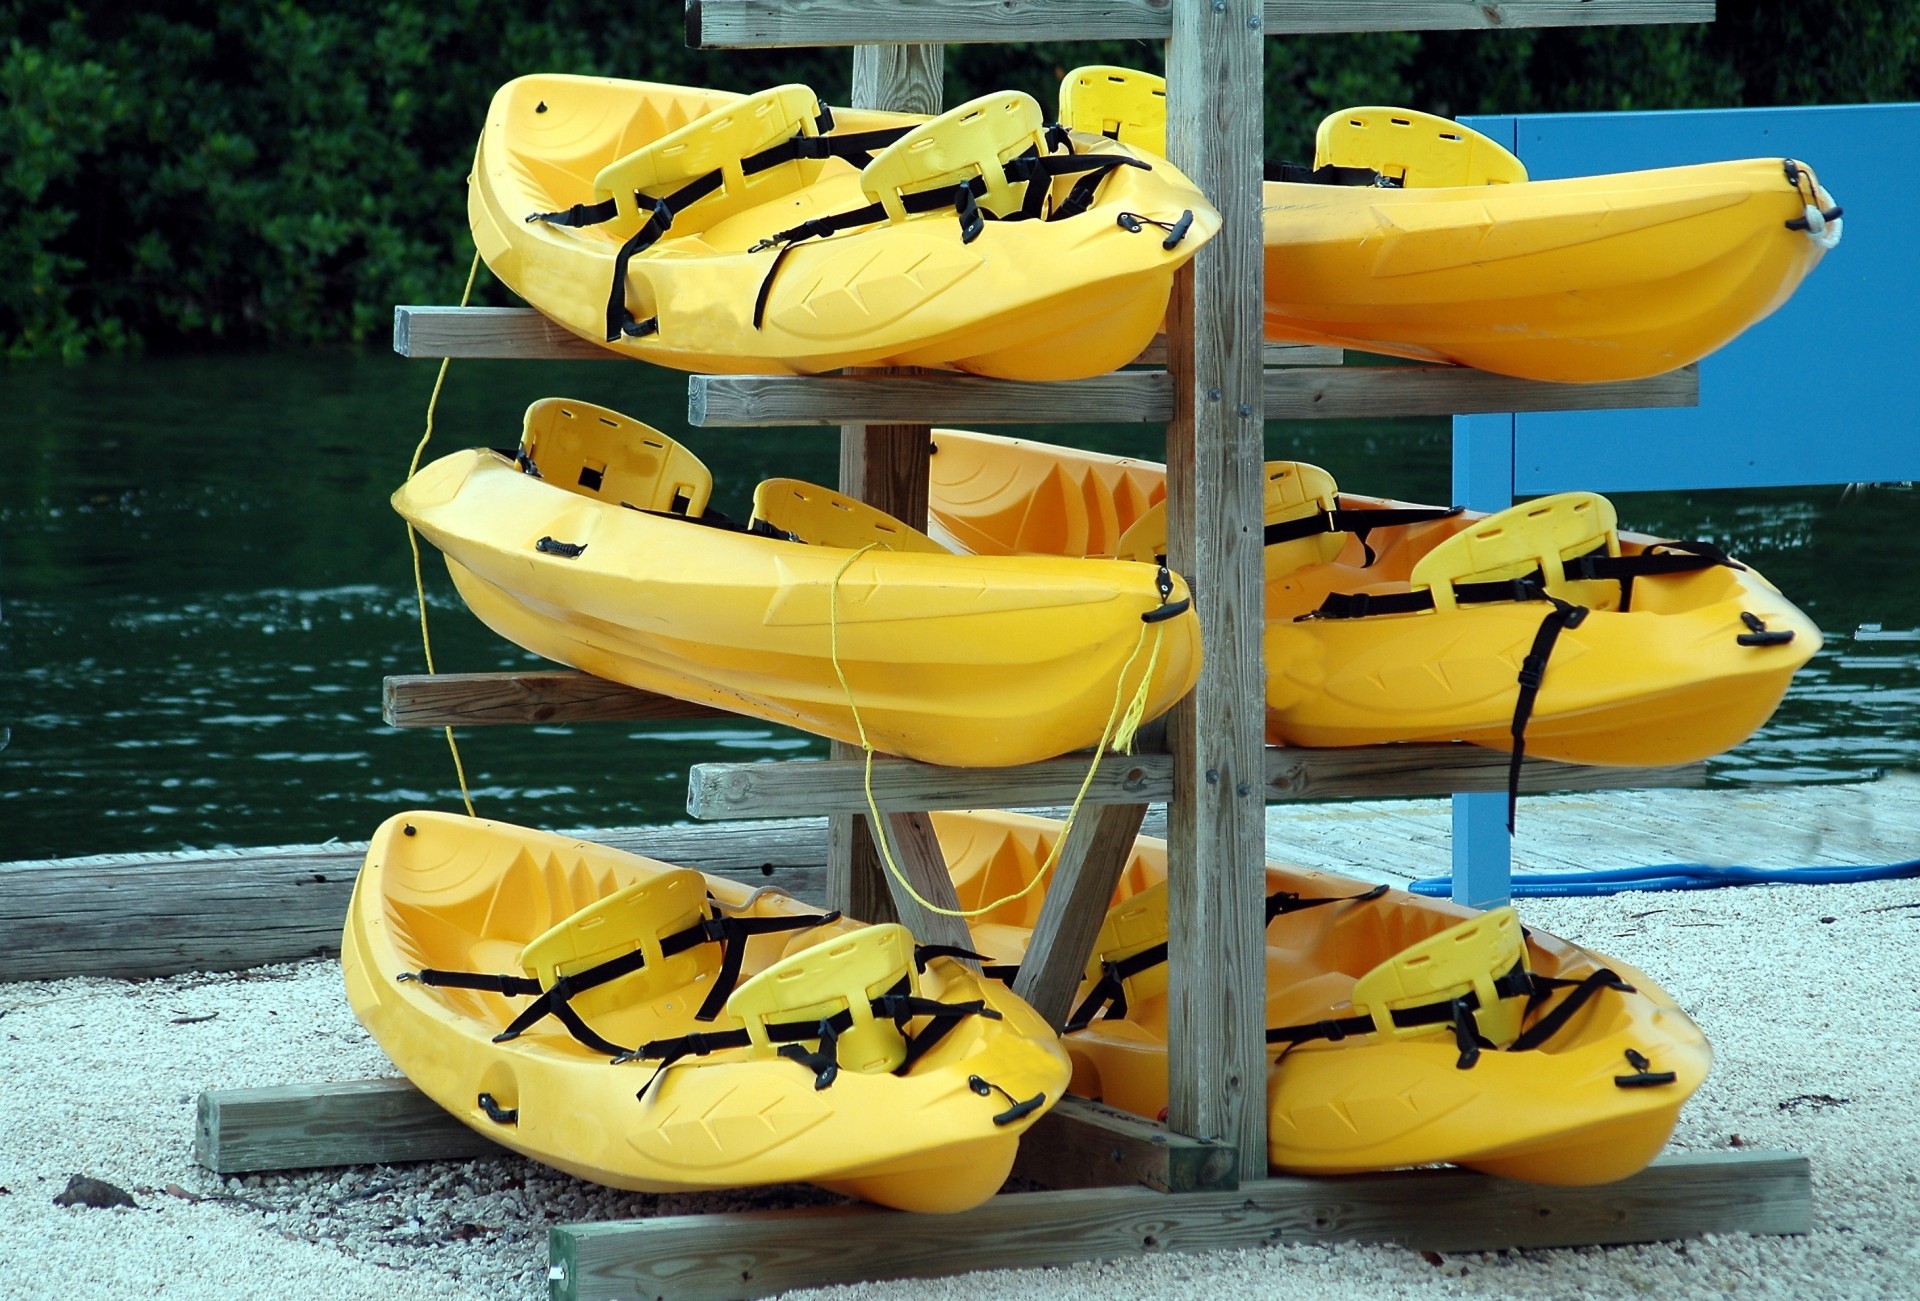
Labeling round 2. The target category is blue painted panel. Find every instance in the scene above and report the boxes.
[1461,104,1920,493]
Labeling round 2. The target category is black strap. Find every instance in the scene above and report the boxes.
[1507,967,1635,1053]
[1064,884,1389,1032]
[1265,159,1403,188]
[407,905,837,1057]
[1262,504,1461,568]
[1505,596,1590,833]
[1267,958,1534,1070]
[624,988,997,1094]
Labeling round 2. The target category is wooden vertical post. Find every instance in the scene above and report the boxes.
[1162,1,1269,1174]
[827,44,944,921]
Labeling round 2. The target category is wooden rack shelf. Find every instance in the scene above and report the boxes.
[686,0,1715,48]
[334,2,1813,1294]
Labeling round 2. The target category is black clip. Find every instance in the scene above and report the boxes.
[536,536,587,558]
[476,1092,519,1125]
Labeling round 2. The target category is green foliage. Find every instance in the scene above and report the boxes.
[2,1,1916,358]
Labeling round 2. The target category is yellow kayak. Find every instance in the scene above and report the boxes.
[927,428,1820,768]
[1061,67,1840,382]
[469,75,1219,379]
[342,810,1071,1212]
[394,400,1201,768]
[935,808,1711,1184]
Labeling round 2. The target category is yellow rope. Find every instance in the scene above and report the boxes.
[407,251,483,818]
[828,543,1165,919]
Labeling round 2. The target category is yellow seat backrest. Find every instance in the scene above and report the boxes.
[521,398,714,518]
[1313,106,1528,188]
[1410,491,1619,613]
[751,478,949,554]
[1081,881,1171,1008]
[1348,905,1529,1047]
[1115,461,1345,581]
[592,83,824,234]
[1058,65,1167,155]
[725,923,917,1075]
[516,868,717,1016]
[861,91,1049,225]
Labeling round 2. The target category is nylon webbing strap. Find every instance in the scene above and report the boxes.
[1507,966,1635,1053]
[622,984,999,1094]
[1306,538,1735,622]
[1265,159,1403,188]
[1505,596,1590,833]
[1266,958,1535,1070]
[406,905,837,1058]
[1065,884,1390,1032]
[1261,504,1461,566]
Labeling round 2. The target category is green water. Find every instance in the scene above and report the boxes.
[2,349,1914,863]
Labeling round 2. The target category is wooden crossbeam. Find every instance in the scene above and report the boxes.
[550,1149,1810,1300]
[688,365,1697,427]
[382,672,728,728]
[193,1078,1233,1195]
[1,823,832,982]
[1010,803,1150,1028]
[686,0,1714,47]
[393,306,1336,369]
[688,748,1706,819]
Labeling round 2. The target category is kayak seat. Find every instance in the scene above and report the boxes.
[750,478,950,553]
[1080,880,1172,1010]
[592,83,827,239]
[521,397,714,518]
[1057,65,1167,154]
[1410,491,1620,613]
[861,91,1051,226]
[516,868,721,1021]
[1313,106,1527,188]
[1347,905,1530,1047]
[1114,460,1348,581]
[726,923,918,1075]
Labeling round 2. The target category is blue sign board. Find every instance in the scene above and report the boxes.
[1461,103,1920,493]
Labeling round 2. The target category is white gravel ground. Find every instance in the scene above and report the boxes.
[4,792,1917,1300]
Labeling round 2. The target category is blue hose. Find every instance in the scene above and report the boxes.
[1407,859,1920,898]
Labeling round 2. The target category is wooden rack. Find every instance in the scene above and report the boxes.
[200,2,1811,1295]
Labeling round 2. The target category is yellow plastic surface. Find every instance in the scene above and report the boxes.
[921,429,1821,766]
[925,427,1165,559]
[469,74,1220,379]
[861,92,1048,223]
[393,401,1202,769]
[934,808,1712,1184]
[751,478,948,554]
[1313,106,1527,187]
[1079,881,1171,1006]
[1264,152,1838,381]
[1057,66,1168,152]
[521,398,712,516]
[342,812,1070,1212]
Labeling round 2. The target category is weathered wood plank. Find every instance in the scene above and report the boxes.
[1162,0,1270,1183]
[1011,804,1149,1029]
[393,305,610,361]
[826,43,944,928]
[687,366,1696,427]
[196,1078,498,1174]
[1011,1094,1238,1194]
[382,672,729,728]
[0,823,832,982]
[688,747,1702,819]
[193,1076,1234,1194]
[550,1150,1811,1300]
[395,307,1335,369]
[687,0,1712,47]
[874,811,978,959]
